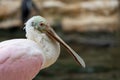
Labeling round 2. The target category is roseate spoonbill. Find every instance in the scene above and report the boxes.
[0,16,85,80]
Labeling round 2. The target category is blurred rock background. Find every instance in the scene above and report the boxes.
[0,0,119,32]
[0,0,120,80]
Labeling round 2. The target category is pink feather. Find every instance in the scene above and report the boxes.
[0,39,44,80]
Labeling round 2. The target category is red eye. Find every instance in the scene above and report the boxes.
[40,23,44,26]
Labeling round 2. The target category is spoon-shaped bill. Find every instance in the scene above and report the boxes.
[45,27,85,68]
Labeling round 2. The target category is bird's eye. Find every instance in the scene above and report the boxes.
[40,23,44,26]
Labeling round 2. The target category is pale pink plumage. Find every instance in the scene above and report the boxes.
[0,39,44,80]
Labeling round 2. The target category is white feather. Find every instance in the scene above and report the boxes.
[25,17,60,69]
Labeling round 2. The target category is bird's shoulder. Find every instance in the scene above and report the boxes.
[0,39,43,64]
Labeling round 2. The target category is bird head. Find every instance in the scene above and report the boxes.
[25,16,85,68]
[25,16,49,33]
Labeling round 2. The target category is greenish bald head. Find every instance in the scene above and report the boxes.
[25,16,48,32]
[32,16,46,25]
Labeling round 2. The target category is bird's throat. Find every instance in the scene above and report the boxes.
[26,29,60,69]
